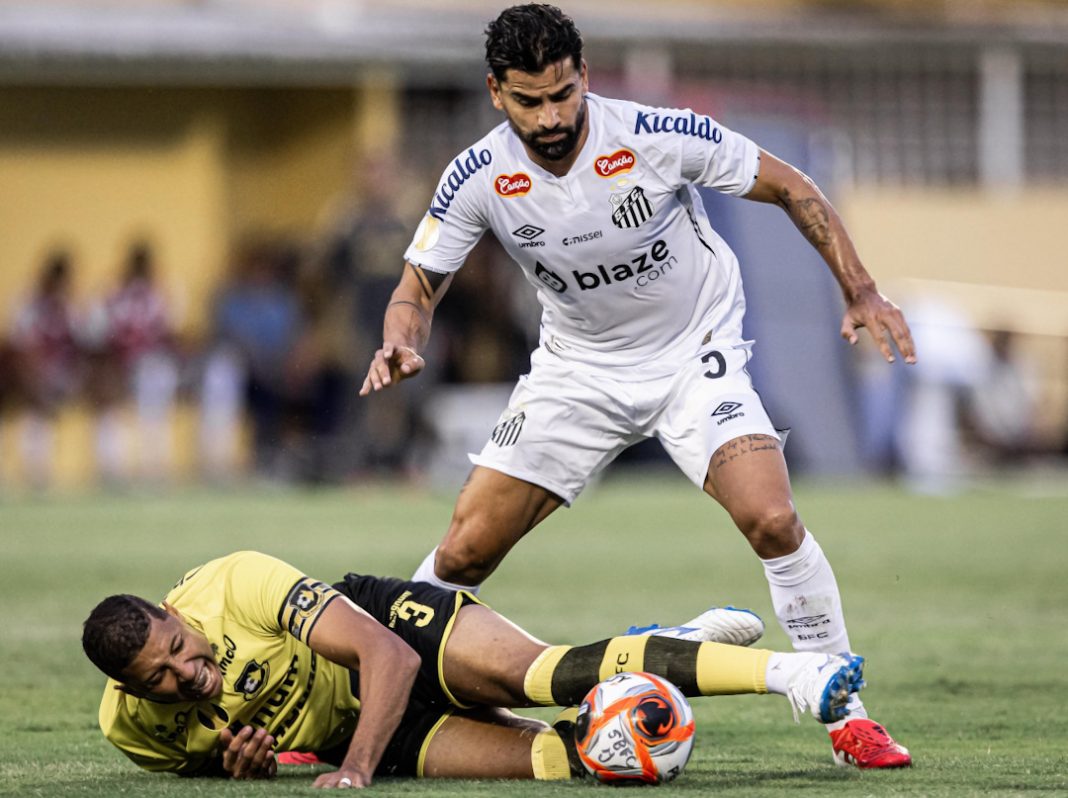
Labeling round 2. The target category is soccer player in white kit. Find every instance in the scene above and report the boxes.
[361,3,915,769]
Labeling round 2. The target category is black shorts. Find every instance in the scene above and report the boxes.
[324,574,483,777]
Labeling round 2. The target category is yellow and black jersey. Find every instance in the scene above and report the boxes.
[97,551,360,774]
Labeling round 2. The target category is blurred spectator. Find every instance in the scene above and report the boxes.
[281,258,358,484]
[895,297,990,493]
[0,336,15,485]
[967,328,1040,464]
[208,240,302,480]
[8,251,83,489]
[321,156,426,477]
[88,241,180,485]
[434,235,532,385]
[197,340,244,484]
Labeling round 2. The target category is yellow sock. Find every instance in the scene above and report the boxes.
[695,642,770,695]
[523,637,770,707]
[530,729,571,780]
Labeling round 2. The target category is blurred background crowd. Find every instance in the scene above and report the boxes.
[1,0,1066,494]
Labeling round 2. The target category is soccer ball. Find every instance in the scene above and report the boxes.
[575,672,695,784]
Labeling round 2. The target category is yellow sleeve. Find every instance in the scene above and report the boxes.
[220,551,341,644]
[98,684,210,775]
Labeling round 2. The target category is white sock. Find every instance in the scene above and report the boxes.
[765,651,823,695]
[411,548,482,595]
[761,530,866,723]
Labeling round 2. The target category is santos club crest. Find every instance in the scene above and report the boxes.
[610,186,654,229]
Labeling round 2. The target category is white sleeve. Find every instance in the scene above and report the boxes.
[676,115,761,197]
[402,154,490,274]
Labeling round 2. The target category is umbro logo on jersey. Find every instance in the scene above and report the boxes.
[496,173,533,197]
[611,186,654,229]
[491,411,525,447]
[513,224,544,240]
[712,401,745,425]
[513,224,546,248]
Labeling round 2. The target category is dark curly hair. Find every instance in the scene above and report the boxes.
[82,594,167,682]
[485,4,584,82]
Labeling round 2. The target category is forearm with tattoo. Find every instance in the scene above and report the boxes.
[777,188,832,249]
[776,184,875,301]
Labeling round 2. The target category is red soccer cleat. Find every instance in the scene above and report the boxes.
[277,751,322,766]
[829,718,912,769]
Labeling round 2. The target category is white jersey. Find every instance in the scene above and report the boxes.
[404,92,761,378]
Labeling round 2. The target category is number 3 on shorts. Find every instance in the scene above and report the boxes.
[397,600,435,627]
[701,350,726,379]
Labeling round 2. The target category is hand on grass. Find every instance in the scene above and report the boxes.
[313,767,372,789]
[218,725,277,779]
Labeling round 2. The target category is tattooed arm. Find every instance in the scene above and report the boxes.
[360,261,454,395]
[744,150,916,364]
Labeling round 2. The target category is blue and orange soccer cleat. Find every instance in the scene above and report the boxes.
[830,718,912,768]
[785,652,866,724]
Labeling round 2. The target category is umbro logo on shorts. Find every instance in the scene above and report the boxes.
[712,401,743,416]
[611,186,654,229]
[712,401,745,426]
[491,411,525,447]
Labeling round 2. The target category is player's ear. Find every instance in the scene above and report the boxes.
[114,683,146,698]
[487,73,504,111]
[162,601,183,621]
[579,58,589,92]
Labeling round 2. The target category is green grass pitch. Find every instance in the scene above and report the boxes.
[2,475,1066,796]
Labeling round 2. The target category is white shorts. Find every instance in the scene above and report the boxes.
[469,343,780,505]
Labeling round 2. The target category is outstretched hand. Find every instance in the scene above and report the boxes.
[359,342,425,396]
[841,290,917,365]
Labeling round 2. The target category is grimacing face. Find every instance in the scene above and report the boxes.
[119,605,223,703]
[489,57,589,165]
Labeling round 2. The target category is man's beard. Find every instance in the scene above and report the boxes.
[517,100,587,162]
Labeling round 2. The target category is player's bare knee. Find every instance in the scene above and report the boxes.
[737,505,804,558]
[435,536,494,586]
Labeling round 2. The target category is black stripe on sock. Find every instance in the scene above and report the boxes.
[643,637,700,696]
[551,640,611,706]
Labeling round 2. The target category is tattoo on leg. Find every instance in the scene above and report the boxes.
[711,434,780,469]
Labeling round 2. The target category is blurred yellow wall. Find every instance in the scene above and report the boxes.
[0,84,395,336]
[844,188,1068,437]
[0,81,399,489]
[844,188,1068,336]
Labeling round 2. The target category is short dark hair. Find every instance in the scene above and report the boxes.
[485,4,583,82]
[82,595,167,682]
